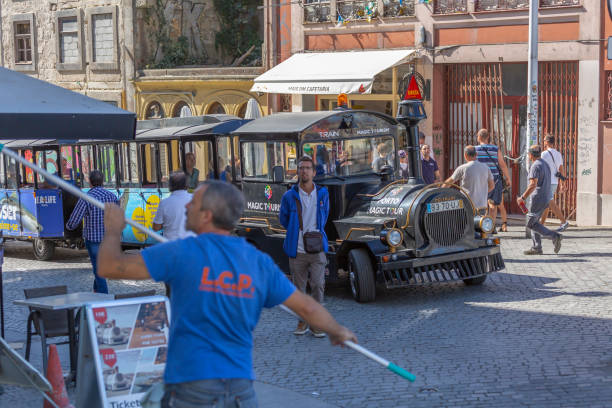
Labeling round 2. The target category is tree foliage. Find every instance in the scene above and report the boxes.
[213,0,262,65]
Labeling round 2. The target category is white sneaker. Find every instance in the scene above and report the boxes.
[557,221,569,232]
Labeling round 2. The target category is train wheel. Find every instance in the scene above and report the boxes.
[33,239,55,261]
[463,275,488,286]
[348,248,376,303]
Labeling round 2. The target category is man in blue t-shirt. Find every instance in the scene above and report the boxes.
[98,180,356,407]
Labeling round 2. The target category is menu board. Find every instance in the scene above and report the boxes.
[77,296,170,408]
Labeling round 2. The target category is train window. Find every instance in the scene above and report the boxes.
[241,141,294,181]
[141,143,159,187]
[35,150,58,187]
[20,149,35,187]
[158,143,170,187]
[184,141,213,188]
[60,146,78,183]
[169,140,181,171]
[98,144,117,188]
[217,137,233,182]
[118,143,139,188]
[232,136,241,181]
[6,156,18,189]
[80,145,95,188]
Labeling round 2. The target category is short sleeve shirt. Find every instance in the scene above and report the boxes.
[152,190,194,241]
[528,159,551,214]
[541,148,563,184]
[451,160,493,209]
[421,157,439,184]
[141,234,296,384]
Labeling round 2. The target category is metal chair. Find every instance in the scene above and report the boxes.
[114,290,156,300]
[24,285,71,374]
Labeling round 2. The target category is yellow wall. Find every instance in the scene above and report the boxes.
[134,79,268,120]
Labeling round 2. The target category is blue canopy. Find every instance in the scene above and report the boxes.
[0,67,136,140]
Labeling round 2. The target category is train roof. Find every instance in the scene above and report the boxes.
[135,118,249,140]
[232,109,400,135]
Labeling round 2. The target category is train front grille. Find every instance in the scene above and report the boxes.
[423,208,469,246]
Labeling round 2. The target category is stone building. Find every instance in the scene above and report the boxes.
[257,0,608,226]
[0,0,136,109]
[0,0,267,117]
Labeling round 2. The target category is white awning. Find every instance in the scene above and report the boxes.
[251,49,417,95]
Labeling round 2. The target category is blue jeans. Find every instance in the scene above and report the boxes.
[162,379,257,408]
[85,241,108,294]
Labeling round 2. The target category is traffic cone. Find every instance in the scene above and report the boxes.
[44,344,75,408]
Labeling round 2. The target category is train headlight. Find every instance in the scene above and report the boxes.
[380,228,403,248]
[474,216,494,233]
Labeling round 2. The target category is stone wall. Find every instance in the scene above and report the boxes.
[0,0,134,110]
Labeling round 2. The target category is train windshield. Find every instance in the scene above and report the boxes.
[304,136,396,178]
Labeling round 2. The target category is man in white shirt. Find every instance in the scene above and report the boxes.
[443,145,495,214]
[153,172,194,240]
[540,135,569,232]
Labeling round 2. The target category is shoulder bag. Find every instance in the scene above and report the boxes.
[295,198,323,254]
[482,147,509,191]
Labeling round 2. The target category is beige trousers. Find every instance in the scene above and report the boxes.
[289,252,326,305]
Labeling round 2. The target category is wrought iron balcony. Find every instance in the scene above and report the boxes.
[475,0,579,11]
[434,0,468,13]
[336,1,380,22]
[382,0,416,17]
[304,1,331,23]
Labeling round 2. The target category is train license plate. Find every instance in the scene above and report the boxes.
[427,199,463,213]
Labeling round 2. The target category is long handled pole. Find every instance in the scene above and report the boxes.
[279,305,415,382]
[0,144,415,382]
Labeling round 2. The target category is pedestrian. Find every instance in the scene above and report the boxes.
[398,150,409,179]
[517,145,563,255]
[475,129,511,232]
[443,145,494,215]
[153,172,194,241]
[97,180,356,408]
[420,145,440,184]
[279,156,330,338]
[66,170,118,293]
[540,134,569,232]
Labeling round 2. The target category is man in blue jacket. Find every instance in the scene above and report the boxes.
[279,155,330,338]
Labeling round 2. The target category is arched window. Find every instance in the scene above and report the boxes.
[172,102,192,118]
[145,101,164,119]
[207,102,226,115]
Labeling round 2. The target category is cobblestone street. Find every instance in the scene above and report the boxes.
[1,226,611,407]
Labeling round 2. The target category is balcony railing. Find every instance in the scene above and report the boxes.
[337,1,379,21]
[434,0,468,13]
[475,0,578,11]
[382,0,416,17]
[304,1,331,23]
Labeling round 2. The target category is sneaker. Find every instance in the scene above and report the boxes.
[557,221,569,232]
[524,248,543,255]
[311,329,327,338]
[553,235,563,254]
[293,322,309,335]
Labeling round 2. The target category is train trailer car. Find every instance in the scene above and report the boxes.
[234,104,504,302]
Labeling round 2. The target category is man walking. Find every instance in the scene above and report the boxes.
[420,145,440,184]
[97,181,356,407]
[443,145,494,215]
[279,156,330,338]
[540,134,569,231]
[517,145,563,255]
[153,172,194,240]
[66,170,118,293]
[475,129,511,231]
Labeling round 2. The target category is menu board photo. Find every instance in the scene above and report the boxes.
[82,296,170,408]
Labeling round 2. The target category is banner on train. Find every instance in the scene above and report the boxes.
[0,190,63,237]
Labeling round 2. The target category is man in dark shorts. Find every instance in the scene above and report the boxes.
[517,145,562,255]
[475,129,511,232]
[97,180,356,407]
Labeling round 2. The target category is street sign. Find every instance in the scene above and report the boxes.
[76,296,170,408]
[403,75,422,100]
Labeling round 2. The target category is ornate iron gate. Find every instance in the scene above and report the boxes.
[445,64,508,173]
[538,62,578,220]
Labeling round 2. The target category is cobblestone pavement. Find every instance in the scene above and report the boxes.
[2,226,612,407]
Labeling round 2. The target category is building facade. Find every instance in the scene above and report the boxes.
[0,0,136,109]
[261,0,606,226]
